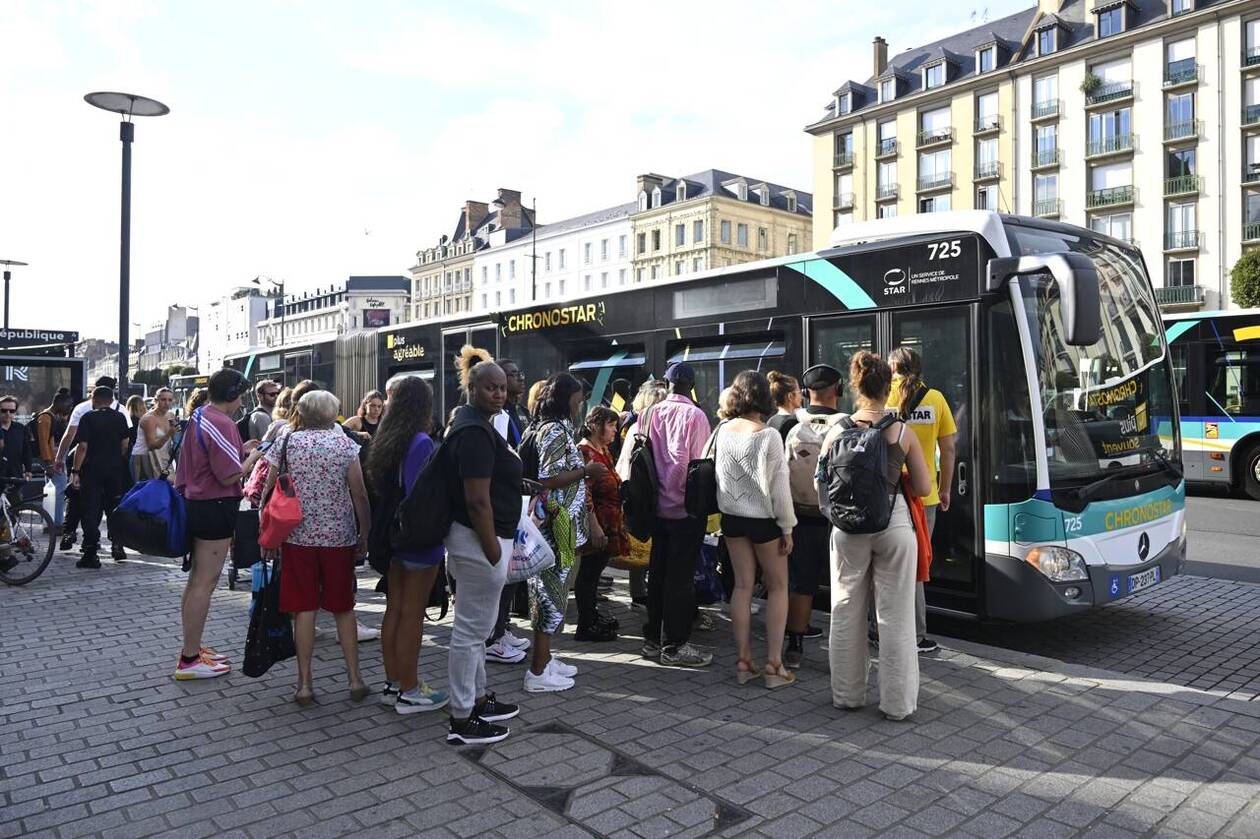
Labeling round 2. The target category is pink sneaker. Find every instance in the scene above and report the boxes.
[174,654,230,681]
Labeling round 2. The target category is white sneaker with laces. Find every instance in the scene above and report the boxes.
[502,630,531,650]
[523,666,574,693]
[548,657,577,678]
[486,641,526,664]
[356,622,381,642]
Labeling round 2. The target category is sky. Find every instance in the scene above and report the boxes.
[0,0,1033,340]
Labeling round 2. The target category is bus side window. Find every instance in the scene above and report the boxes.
[1169,344,1191,418]
[1207,348,1260,417]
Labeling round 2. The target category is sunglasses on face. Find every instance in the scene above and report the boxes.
[0,409,16,414]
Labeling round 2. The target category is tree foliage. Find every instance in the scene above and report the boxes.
[1230,250,1260,309]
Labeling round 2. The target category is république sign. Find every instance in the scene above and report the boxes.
[0,328,79,346]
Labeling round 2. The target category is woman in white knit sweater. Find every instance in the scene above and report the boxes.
[714,371,797,689]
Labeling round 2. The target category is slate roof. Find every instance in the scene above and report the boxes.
[642,169,813,216]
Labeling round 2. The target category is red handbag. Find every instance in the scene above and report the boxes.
[901,474,932,583]
[258,435,303,550]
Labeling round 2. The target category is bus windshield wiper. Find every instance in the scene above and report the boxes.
[1073,449,1180,502]
[1147,446,1183,480]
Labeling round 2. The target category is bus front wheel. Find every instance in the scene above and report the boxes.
[1241,442,1260,502]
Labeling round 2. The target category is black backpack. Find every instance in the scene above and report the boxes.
[620,409,660,541]
[819,413,901,534]
[518,421,544,483]
[390,423,494,553]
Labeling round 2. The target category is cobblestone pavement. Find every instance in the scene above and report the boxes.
[934,575,1260,702]
[4,553,1260,838]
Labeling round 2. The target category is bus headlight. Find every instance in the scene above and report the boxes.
[1025,546,1089,582]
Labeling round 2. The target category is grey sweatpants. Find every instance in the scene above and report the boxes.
[445,522,511,719]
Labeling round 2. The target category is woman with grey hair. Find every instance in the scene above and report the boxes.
[261,389,372,705]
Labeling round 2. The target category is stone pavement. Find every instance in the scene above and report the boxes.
[3,554,1260,838]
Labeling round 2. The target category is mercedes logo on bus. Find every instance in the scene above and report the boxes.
[1137,532,1150,561]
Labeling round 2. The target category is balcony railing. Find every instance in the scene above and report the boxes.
[1245,222,1260,242]
[1244,166,1260,184]
[834,192,855,210]
[1245,46,1260,67]
[1154,284,1204,307]
[974,114,1001,134]
[1165,175,1202,197]
[875,138,899,159]
[1164,230,1201,251]
[1163,60,1199,88]
[1086,80,1134,105]
[917,128,954,148]
[833,151,854,168]
[1244,105,1260,126]
[1032,99,1060,120]
[876,184,899,201]
[974,161,1001,180]
[1165,120,1201,142]
[1086,185,1135,208]
[1033,198,1061,217]
[1086,134,1135,157]
[917,173,954,192]
[1031,148,1060,169]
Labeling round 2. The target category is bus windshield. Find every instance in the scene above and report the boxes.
[1007,224,1178,484]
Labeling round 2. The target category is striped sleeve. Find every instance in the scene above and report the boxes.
[197,410,243,483]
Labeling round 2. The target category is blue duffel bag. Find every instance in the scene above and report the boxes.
[110,479,189,558]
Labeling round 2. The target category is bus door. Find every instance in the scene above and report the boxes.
[806,305,981,616]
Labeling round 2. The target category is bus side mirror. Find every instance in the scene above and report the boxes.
[986,252,1101,347]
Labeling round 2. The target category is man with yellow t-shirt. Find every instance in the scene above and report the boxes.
[886,347,956,655]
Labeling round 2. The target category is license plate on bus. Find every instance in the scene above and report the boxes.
[1127,567,1160,594]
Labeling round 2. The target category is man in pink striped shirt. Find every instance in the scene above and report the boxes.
[642,363,713,668]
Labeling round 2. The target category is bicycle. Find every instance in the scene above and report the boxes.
[0,478,57,586]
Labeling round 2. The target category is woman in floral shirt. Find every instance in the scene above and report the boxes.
[576,406,628,642]
[262,390,371,706]
[524,373,606,694]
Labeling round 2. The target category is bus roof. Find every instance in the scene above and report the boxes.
[827,211,1013,258]
[1162,307,1260,320]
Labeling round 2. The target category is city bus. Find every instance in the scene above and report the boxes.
[380,211,1185,623]
[168,373,209,416]
[1164,308,1260,500]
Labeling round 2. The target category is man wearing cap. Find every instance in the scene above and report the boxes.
[53,376,133,557]
[641,362,713,668]
[779,363,847,668]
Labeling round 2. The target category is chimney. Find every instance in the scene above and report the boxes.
[1037,0,1060,13]
[463,200,488,238]
[873,36,888,77]
[496,189,524,231]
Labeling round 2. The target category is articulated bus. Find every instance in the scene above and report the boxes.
[1163,308,1260,499]
[168,373,209,416]
[380,211,1185,623]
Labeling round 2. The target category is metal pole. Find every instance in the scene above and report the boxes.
[119,120,134,393]
[531,198,537,302]
[3,270,9,329]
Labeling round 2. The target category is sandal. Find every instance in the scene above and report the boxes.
[763,663,797,690]
[293,683,315,706]
[349,680,370,702]
[736,659,762,685]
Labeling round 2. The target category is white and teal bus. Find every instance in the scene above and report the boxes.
[1164,308,1260,500]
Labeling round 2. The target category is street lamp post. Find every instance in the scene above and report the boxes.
[0,260,29,329]
[84,91,169,394]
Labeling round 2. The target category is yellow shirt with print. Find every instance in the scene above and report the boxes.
[886,375,957,507]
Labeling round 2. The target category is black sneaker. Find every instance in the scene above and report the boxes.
[595,613,620,631]
[784,632,803,669]
[59,535,75,552]
[803,625,823,639]
[111,546,126,562]
[447,714,510,745]
[917,638,939,654]
[76,554,101,570]
[0,555,18,573]
[474,691,519,722]
[575,622,617,642]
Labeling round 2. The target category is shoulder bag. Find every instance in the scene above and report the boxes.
[684,421,724,520]
[258,434,303,550]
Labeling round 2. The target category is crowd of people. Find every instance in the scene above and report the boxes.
[20,340,957,744]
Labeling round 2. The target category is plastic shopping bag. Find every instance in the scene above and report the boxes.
[506,498,555,584]
[242,560,296,678]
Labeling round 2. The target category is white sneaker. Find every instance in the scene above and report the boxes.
[173,656,230,681]
[523,666,574,693]
[548,657,577,678]
[486,641,526,664]
[502,630,531,651]
[356,623,380,642]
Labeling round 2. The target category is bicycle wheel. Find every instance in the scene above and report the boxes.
[0,503,56,586]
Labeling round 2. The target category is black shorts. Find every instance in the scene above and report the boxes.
[721,514,782,545]
[788,516,830,594]
[186,497,239,542]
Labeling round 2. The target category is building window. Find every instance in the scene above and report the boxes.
[510,289,516,304]
[977,137,998,175]
[1168,147,1196,179]
[1037,27,1056,57]
[584,274,591,291]
[1172,0,1193,15]
[481,294,488,309]
[693,220,704,242]
[692,257,703,271]
[786,194,797,213]
[618,235,627,257]
[619,269,626,285]
[737,223,749,247]
[652,229,661,251]
[920,105,951,142]
[545,282,551,298]
[977,45,996,73]
[651,186,662,208]
[1097,7,1123,38]
[720,220,732,244]
[1167,258,1195,286]
[675,261,684,275]
[676,182,687,202]
[1035,123,1058,162]
[787,234,798,255]
[918,149,951,186]
[637,232,646,254]
[650,265,659,280]
[836,93,851,114]
[600,239,609,260]
[736,183,748,201]
[1088,107,1132,150]
[1035,172,1059,204]
[1166,38,1196,83]
[509,260,516,280]
[879,77,895,102]
[1033,74,1058,112]
[877,203,898,219]
[495,291,501,308]
[638,191,648,212]
[1167,91,1194,130]
[976,91,999,131]
[1168,201,1197,239]
[560,279,566,295]
[924,62,944,89]
[583,243,591,264]
[1090,212,1132,242]
[545,252,552,272]
[600,272,608,288]
[636,268,644,283]
[675,223,686,247]
[919,195,951,213]
[559,249,567,269]
[757,227,768,251]
[480,266,487,283]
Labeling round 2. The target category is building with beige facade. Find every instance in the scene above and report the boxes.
[629,170,812,283]
[807,0,1260,311]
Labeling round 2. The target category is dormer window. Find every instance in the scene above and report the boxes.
[1094,1,1131,38]
[737,182,748,201]
[977,45,996,73]
[878,77,895,103]
[676,182,687,202]
[836,92,851,115]
[1037,27,1057,56]
[785,192,798,213]
[924,62,945,89]
[758,186,770,207]
[637,190,648,212]
[1172,0,1194,14]
[650,186,662,209]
